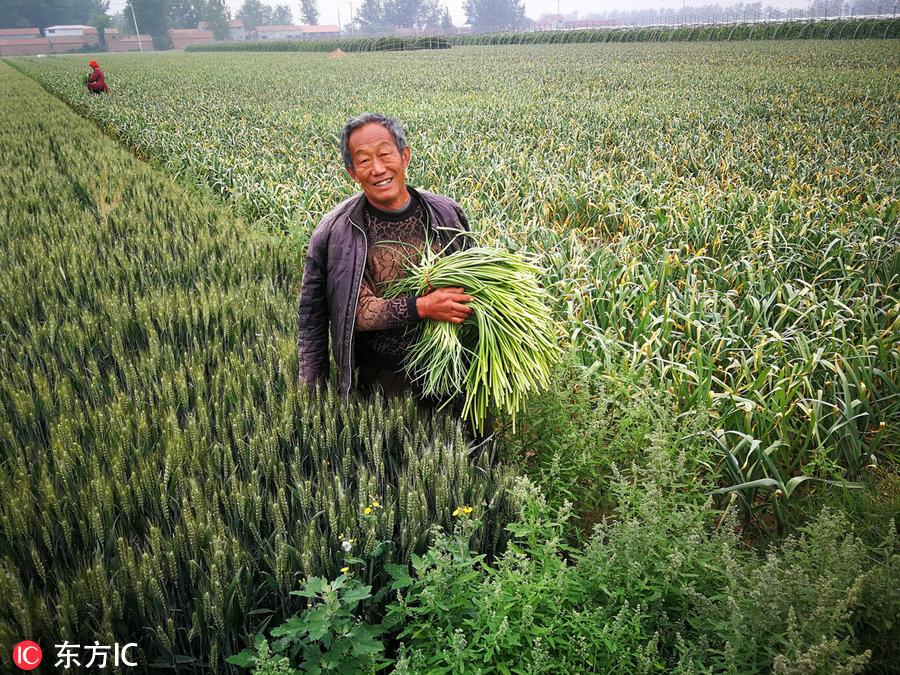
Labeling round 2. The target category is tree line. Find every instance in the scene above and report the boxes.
[0,0,317,47]
[1,0,539,38]
[579,0,892,25]
[350,0,527,33]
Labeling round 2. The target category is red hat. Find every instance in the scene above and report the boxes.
[88,60,99,67]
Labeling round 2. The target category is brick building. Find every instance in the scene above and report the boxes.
[106,29,154,52]
[198,20,246,41]
[169,28,215,49]
[0,26,102,56]
[254,24,340,40]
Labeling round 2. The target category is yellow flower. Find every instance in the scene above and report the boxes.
[340,566,349,573]
[453,505,474,517]
[363,507,372,515]
[372,500,380,508]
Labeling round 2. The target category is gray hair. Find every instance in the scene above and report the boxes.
[340,113,407,169]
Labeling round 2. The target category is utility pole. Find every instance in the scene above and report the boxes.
[338,8,341,33]
[349,1,354,35]
[130,3,144,52]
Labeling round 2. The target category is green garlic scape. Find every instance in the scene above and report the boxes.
[386,239,562,432]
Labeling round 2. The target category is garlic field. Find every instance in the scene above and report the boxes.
[1,39,898,672]
[15,41,898,508]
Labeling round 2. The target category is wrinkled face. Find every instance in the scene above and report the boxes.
[346,123,411,211]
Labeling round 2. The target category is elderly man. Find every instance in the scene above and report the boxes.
[298,113,474,401]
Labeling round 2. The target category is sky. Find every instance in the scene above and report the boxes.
[104,0,819,33]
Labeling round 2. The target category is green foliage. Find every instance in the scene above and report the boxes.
[505,359,714,531]
[229,574,388,673]
[227,634,296,673]
[298,0,318,27]
[350,0,444,32]
[450,18,900,45]
[185,34,451,51]
[711,430,864,531]
[237,0,293,32]
[87,12,111,46]
[270,3,293,25]
[0,0,109,30]
[13,42,895,518]
[0,62,516,669]
[463,0,527,31]
[576,450,882,672]
[169,0,206,29]
[352,0,389,33]
[382,447,896,672]
[125,0,172,49]
[385,484,609,673]
[203,0,232,41]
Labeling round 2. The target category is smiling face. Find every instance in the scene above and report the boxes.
[345,123,411,211]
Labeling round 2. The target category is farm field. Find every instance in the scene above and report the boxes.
[1,40,899,672]
[14,41,899,500]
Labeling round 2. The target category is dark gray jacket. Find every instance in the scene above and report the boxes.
[297,187,473,397]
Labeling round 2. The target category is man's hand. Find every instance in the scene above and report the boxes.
[416,287,474,324]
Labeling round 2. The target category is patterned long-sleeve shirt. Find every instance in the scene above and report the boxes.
[355,192,437,370]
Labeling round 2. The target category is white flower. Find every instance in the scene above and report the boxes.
[341,540,352,552]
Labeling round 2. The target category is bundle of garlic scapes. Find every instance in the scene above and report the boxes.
[386,244,561,432]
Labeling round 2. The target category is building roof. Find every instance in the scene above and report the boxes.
[256,25,301,31]
[170,29,214,35]
[0,28,40,36]
[45,25,97,31]
[199,20,244,29]
[257,24,339,32]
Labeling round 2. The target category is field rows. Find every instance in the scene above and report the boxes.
[12,41,899,498]
[0,61,515,669]
[1,39,899,670]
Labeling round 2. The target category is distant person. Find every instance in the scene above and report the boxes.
[86,60,109,94]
